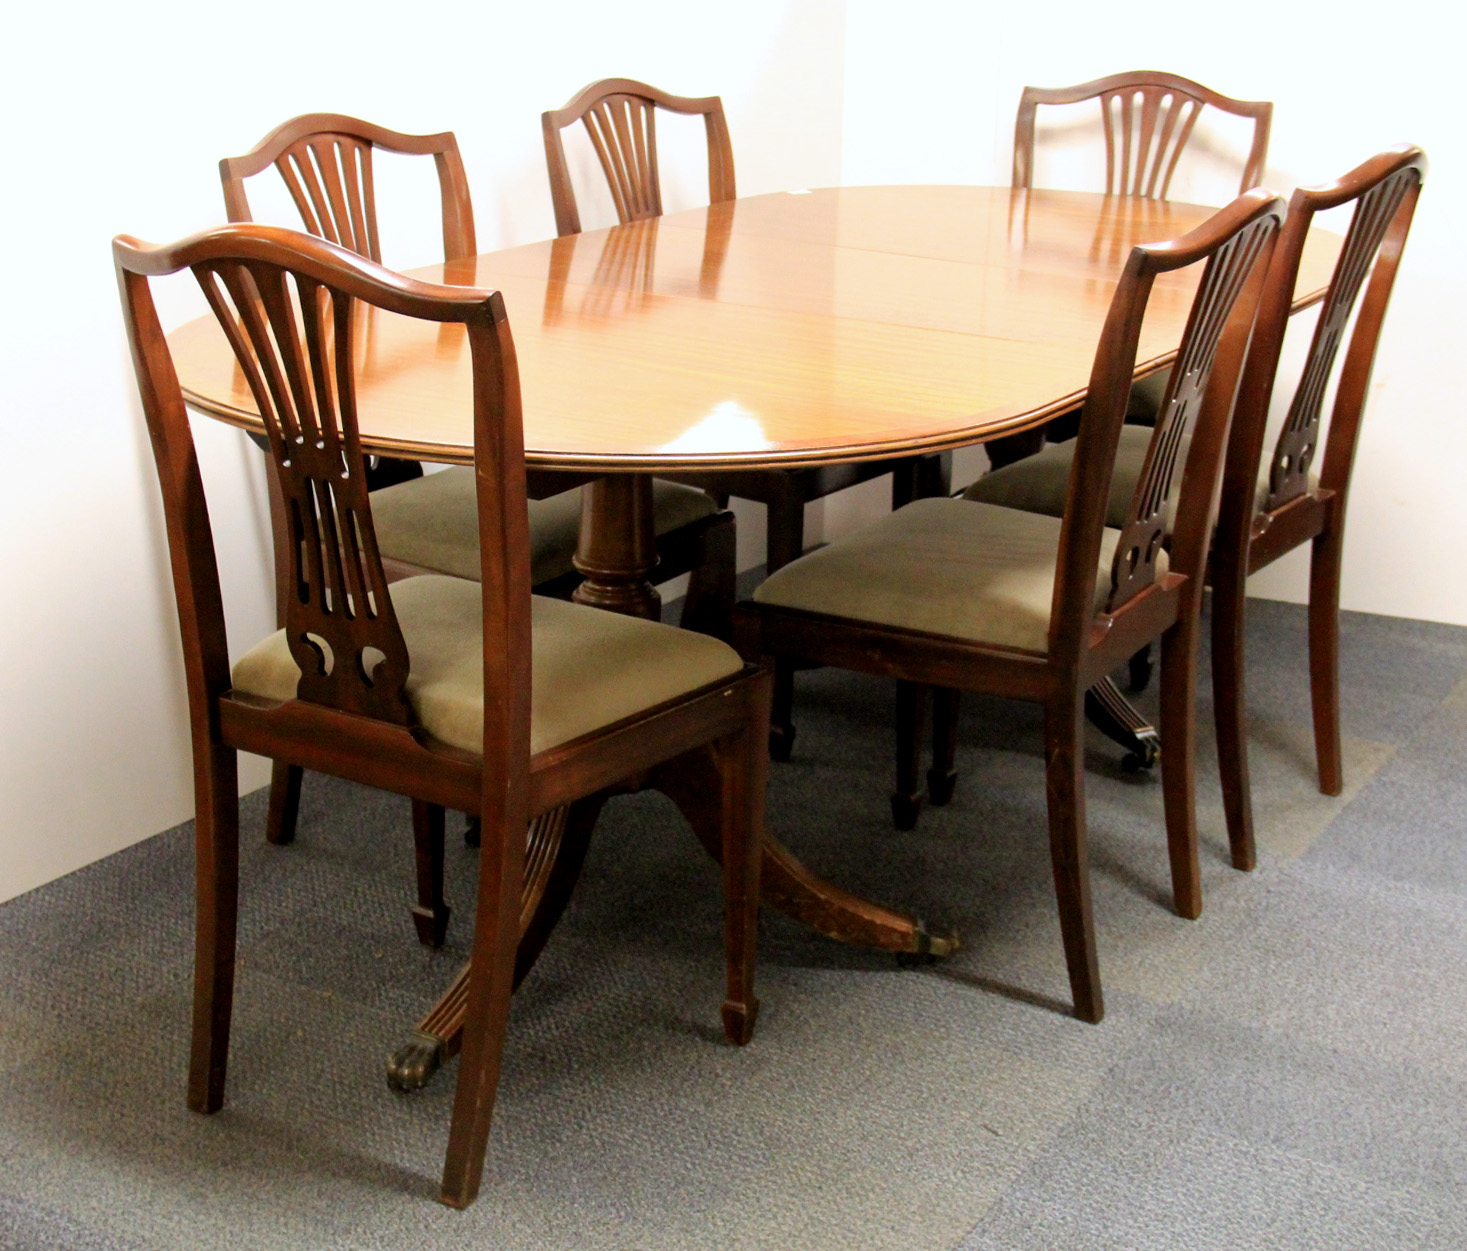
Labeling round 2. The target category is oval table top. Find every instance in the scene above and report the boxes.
[168,185,1342,471]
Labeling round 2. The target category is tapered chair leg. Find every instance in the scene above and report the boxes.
[765,493,806,576]
[188,741,242,1114]
[769,661,797,761]
[439,809,526,1209]
[927,688,960,805]
[412,800,451,948]
[1211,553,1257,871]
[265,761,302,845]
[1128,643,1155,693]
[891,680,928,830]
[1042,696,1103,1024]
[680,511,737,641]
[1309,525,1346,797]
[719,675,771,1045]
[766,494,806,764]
[1159,619,1203,919]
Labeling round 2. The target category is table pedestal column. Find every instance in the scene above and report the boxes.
[571,476,661,620]
[386,472,957,1092]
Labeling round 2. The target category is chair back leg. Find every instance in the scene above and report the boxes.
[266,761,302,845]
[718,672,773,1045]
[411,800,451,948]
[1042,694,1103,1024]
[891,680,930,830]
[1210,552,1257,871]
[188,741,242,1114]
[1309,527,1347,795]
[1159,618,1204,918]
[439,807,526,1208]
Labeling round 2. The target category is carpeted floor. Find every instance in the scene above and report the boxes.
[2,597,1465,1250]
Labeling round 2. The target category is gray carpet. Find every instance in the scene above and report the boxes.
[2,597,1465,1250]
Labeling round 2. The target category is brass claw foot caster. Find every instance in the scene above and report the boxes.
[1122,728,1161,773]
[896,918,959,966]
[386,1030,445,1093]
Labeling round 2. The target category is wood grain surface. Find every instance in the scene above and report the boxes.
[170,185,1342,470]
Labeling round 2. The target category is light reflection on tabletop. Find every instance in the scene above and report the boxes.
[168,186,1342,471]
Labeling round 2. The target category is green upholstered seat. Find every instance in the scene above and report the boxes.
[370,468,719,586]
[964,425,1313,531]
[232,575,743,756]
[752,498,1140,654]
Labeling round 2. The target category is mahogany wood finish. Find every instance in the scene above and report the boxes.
[737,191,1286,1023]
[962,73,1274,786]
[543,80,950,591]
[223,112,475,894]
[170,188,1341,470]
[220,112,477,263]
[1210,146,1426,869]
[542,77,736,237]
[224,114,737,902]
[1013,71,1272,201]
[168,188,1342,972]
[116,223,771,1208]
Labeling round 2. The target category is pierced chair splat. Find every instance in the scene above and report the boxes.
[736,190,1284,1023]
[116,222,771,1208]
[222,113,736,921]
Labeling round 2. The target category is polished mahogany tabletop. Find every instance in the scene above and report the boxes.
[169,185,1342,471]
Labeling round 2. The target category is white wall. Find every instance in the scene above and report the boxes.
[0,0,846,903]
[3,0,1459,903]
[837,0,1465,625]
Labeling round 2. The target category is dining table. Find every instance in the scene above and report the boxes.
[167,184,1343,1081]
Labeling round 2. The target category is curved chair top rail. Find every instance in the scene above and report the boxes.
[114,223,521,747]
[1221,144,1426,533]
[1013,70,1273,200]
[1049,187,1285,660]
[220,112,477,264]
[542,77,735,237]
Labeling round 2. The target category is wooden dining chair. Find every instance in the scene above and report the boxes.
[223,113,737,927]
[1013,70,1273,203]
[115,222,771,1208]
[993,71,1274,465]
[930,73,1277,802]
[736,190,1284,1022]
[1212,145,1426,868]
[542,78,952,758]
[967,147,1426,868]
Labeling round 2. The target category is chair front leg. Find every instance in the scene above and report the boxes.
[1043,693,1103,1024]
[928,688,960,805]
[265,761,302,845]
[188,739,241,1114]
[718,673,772,1045]
[679,510,737,641]
[891,680,929,830]
[1308,525,1346,797]
[412,800,451,949]
[1211,550,1257,871]
[1160,617,1203,919]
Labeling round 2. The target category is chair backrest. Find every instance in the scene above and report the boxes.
[114,225,525,757]
[1219,145,1425,540]
[220,113,477,264]
[542,77,735,236]
[1013,71,1272,201]
[1049,189,1284,659]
